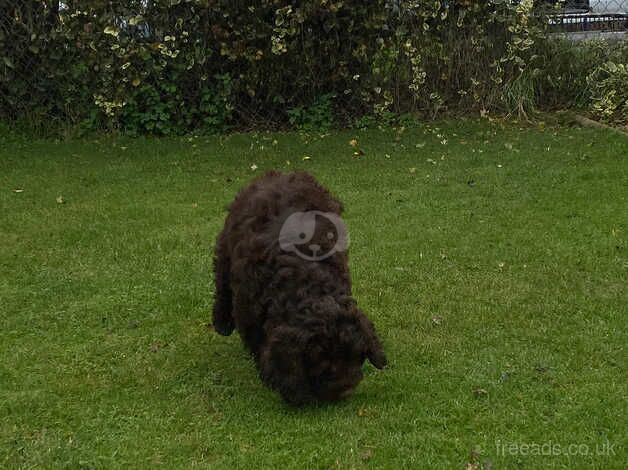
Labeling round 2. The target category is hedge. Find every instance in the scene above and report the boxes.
[1,1,626,134]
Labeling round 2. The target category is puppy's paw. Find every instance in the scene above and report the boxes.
[212,320,235,336]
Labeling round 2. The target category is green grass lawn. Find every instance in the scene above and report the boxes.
[1,120,626,469]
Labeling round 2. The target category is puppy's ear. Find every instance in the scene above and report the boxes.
[358,313,387,369]
[367,340,387,369]
[259,326,312,405]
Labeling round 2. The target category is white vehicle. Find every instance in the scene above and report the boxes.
[549,1,628,37]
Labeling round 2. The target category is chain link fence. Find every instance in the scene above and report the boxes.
[549,1,628,38]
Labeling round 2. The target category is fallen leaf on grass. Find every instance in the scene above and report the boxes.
[150,340,167,352]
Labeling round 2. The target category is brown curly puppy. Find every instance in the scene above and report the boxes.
[212,171,386,404]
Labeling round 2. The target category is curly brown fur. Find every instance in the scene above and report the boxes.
[212,171,386,405]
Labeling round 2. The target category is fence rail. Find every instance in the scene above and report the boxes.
[551,0,628,36]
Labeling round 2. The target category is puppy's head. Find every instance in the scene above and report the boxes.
[259,299,386,405]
